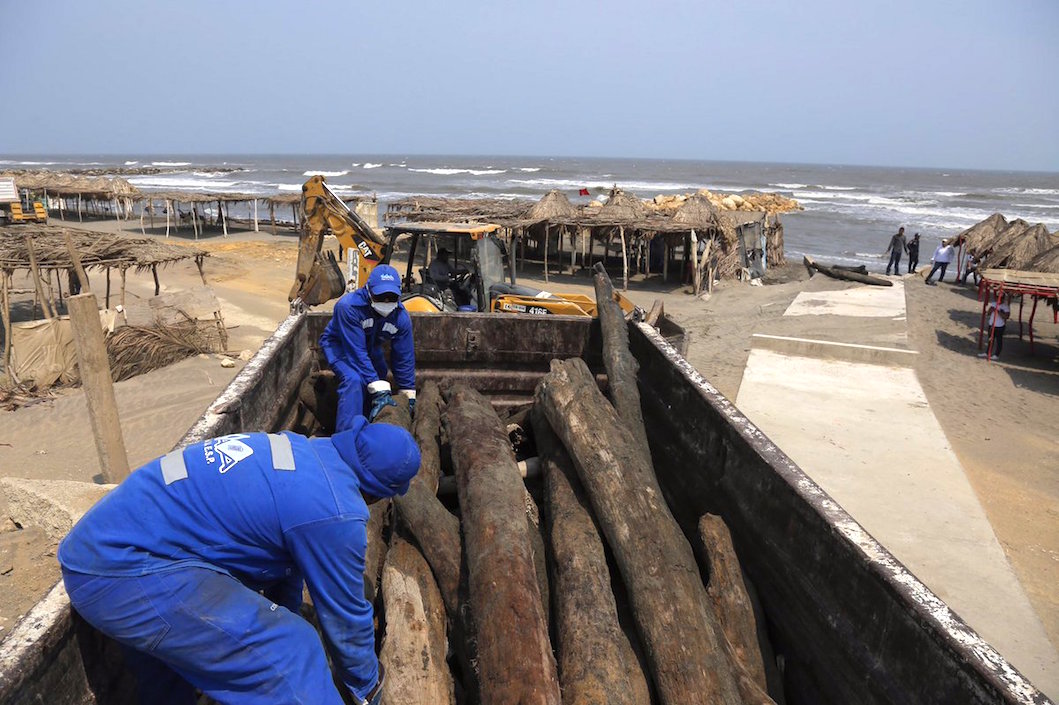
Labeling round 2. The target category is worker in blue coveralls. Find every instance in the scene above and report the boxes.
[320,264,416,430]
[57,418,420,705]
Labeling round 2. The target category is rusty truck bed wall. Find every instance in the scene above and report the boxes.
[1,312,1045,705]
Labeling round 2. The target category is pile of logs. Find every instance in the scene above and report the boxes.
[332,264,783,704]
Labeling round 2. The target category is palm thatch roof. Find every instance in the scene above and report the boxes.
[673,193,721,228]
[979,223,1056,270]
[977,218,1030,256]
[594,187,646,225]
[521,189,577,225]
[0,224,207,272]
[954,212,1008,252]
[2,172,140,199]
[1026,243,1059,274]
[385,196,532,225]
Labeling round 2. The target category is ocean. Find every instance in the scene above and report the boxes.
[3,154,1058,270]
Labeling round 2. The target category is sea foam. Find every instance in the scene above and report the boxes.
[302,170,349,177]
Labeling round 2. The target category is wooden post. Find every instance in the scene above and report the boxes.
[105,268,111,309]
[536,358,745,705]
[663,240,670,281]
[446,385,561,705]
[165,199,171,237]
[191,205,199,239]
[543,224,550,283]
[380,537,456,705]
[139,199,146,235]
[152,265,160,296]
[149,199,155,230]
[78,193,83,222]
[196,258,228,350]
[270,202,277,236]
[1,272,16,383]
[120,268,127,316]
[59,196,65,221]
[532,410,650,705]
[691,230,701,295]
[253,199,259,232]
[220,200,229,237]
[25,236,55,320]
[68,293,130,483]
[619,226,629,290]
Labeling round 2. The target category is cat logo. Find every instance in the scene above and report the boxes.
[203,434,255,474]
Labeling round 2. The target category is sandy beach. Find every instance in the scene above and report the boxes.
[0,217,1056,693]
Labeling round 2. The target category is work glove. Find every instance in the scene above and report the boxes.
[359,663,385,705]
[368,390,397,421]
[399,390,417,418]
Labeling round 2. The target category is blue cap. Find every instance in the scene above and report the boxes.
[367,265,402,297]
[331,417,421,498]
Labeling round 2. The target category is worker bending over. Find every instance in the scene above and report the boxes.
[58,419,419,705]
[321,264,416,429]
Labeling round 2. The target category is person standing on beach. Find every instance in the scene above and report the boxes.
[924,239,956,285]
[907,233,921,273]
[884,227,908,276]
[321,264,416,429]
[979,293,1010,360]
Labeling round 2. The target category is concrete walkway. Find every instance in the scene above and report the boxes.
[734,282,1059,700]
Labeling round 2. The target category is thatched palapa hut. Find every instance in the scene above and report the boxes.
[979,223,1057,271]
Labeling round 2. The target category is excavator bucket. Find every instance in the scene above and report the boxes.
[289,229,347,306]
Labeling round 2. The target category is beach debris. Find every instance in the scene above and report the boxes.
[105,315,224,382]
[803,255,893,287]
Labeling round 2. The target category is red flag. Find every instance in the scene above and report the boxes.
[578,188,590,196]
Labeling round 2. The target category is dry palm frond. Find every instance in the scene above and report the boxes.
[105,315,223,382]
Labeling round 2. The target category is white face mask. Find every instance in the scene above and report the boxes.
[372,301,398,317]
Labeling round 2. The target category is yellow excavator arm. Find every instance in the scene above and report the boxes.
[289,175,390,307]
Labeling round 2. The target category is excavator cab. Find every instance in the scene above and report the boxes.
[389,221,642,318]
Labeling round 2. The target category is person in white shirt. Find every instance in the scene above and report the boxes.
[924,239,956,285]
[978,294,1010,360]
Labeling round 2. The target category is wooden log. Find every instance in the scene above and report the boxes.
[591,263,652,469]
[646,299,664,327]
[68,293,130,484]
[698,514,771,694]
[411,381,443,492]
[536,358,743,705]
[363,395,412,603]
[619,226,629,291]
[380,536,456,705]
[445,385,560,705]
[25,236,55,320]
[532,408,650,705]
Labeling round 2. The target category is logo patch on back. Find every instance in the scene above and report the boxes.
[203,434,254,474]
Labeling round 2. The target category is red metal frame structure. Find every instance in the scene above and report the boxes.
[977,269,1059,359]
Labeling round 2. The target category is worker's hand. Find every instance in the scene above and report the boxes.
[407,396,416,417]
[368,391,397,421]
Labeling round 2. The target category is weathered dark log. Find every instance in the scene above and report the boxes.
[533,408,650,705]
[411,381,444,492]
[523,487,550,628]
[446,385,561,705]
[592,263,652,465]
[698,514,770,693]
[536,358,743,705]
[803,255,893,287]
[380,536,456,705]
[363,500,390,606]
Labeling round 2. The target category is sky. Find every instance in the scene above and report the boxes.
[0,0,1057,171]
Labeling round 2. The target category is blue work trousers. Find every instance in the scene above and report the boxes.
[62,567,346,705]
[334,367,366,433]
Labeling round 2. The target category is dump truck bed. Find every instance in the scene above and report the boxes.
[0,311,1048,705]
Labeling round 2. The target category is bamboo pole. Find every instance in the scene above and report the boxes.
[165,199,171,237]
[221,200,229,237]
[68,293,130,484]
[105,268,111,309]
[196,258,229,350]
[77,193,83,222]
[191,204,199,239]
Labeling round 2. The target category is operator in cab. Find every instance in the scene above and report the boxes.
[58,420,421,705]
[427,247,456,291]
[321,264,416,428]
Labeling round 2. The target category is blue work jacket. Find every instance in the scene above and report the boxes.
[58,426,380,698]
[320,288,415,391]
